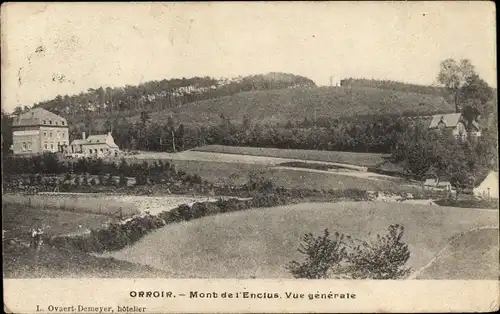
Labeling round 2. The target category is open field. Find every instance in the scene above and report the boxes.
[117,147,416,192]
[2,194,140,218]
[2,193,238,216]
[192,145,389,167]
[2,203,115,239]
[2,204,171,278]
[100,201,499,279]
[266,167,417,192]
[139,86,452,126]
[414,227,499,280]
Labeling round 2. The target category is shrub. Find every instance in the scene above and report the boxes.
[287,224,412,280]
[345,224,411,279]
[286,229,347,279]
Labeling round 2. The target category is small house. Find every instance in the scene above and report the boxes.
[473,171,498,199]
[428,113,480,140]
[423,178,453,191]
[69,132,119,156]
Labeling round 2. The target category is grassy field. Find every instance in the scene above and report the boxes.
[415,227,499,280]
[266,167,415,192]
[2,203,116,239]
[2,204,173,278]
[2,194,140,218]
[123,156,415,192]
[139,86,452,126]
[193,145,389,167]
[101,201,498,279]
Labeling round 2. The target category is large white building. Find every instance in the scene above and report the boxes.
[12,108,69,155]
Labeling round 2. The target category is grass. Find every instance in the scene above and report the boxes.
[415,227,499,280]
[3,245,172,278]
[143,86,453,126]
[193,145,389,167]
[101,201,498,279]
[2,203,116,239]
[2,193,140,218]
[120,155,415,192]
[2,203,173,278]
[265,167,415,192]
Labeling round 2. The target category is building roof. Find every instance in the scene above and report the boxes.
[86,134,108,144]
[475,171,499,188]
[470,120,480,131]
[12,107,67,127]
[428,113,463,129]
[70,139,88,146]
[423,178,437,186]
[81,133,119,148]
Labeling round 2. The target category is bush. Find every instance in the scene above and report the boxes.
[287,224,412,279]
[345,224,411,279]
[286,229,347,279]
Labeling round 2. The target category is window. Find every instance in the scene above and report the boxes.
[44,132,47,137]
[50,144,54,150]
[100,148,103,153]
[49,132,52,138]
[43,120,46,125]
[44,143,48,149]
[62,121,65,125]
[27,142,32,151]
[22,142,27,151]
[49,120,52,125]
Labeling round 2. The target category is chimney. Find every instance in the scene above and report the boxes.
[82,132,86,140]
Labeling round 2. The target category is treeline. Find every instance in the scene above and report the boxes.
[14,73,315,121]
[105,114,414,154]
[340,78,446,97]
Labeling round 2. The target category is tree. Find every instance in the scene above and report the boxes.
[437,58,475,112]
[286,229,347,279]
[12,106,24,116]
[457,74,493,124]
[345,225,411,279]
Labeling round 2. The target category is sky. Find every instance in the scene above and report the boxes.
[1,2,496,113]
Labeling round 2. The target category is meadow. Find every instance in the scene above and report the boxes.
[2,194,140,218]
[140,86,453,126]
[414,227,499,280]
[2,204,171,278]
[100,201,499,279]
[193,145,389,167]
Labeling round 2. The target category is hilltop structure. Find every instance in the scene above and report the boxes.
[69,132,119,156]
[11,108,69,155]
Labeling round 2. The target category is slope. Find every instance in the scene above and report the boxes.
[144,86,453,126]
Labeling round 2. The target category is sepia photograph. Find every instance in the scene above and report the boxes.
[2,1,498,313]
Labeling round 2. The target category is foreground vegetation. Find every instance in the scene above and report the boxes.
[99,202,498,278]
[287,225,411,279]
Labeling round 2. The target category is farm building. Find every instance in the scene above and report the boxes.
[69,132,119,156]
[423,178,453,191]
[12,108,69,155]
[473,171,499,199]
[427,113,480,140]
